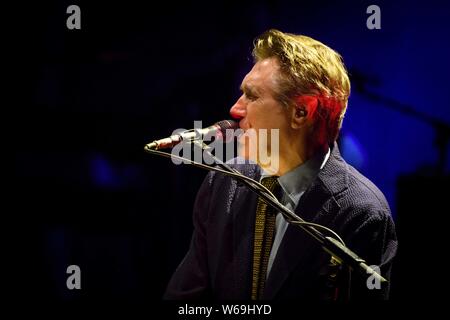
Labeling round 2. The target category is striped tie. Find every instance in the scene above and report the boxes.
[251,176,281,300]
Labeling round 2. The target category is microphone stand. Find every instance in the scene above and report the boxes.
[144,139,387,288]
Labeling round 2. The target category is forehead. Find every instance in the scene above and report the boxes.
[242,58,280,92]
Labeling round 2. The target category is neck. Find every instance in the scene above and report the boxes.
[260,153,306,176]
[260,140,327,176]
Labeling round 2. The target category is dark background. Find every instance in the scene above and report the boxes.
[12,0,450,308]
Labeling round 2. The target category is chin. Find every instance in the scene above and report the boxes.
[237,136,254,161]
[237,134,280,173]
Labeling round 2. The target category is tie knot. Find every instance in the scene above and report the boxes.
[261,176,282,204]
[261,176,280,192]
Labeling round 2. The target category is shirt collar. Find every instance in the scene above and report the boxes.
[260,148,331,205]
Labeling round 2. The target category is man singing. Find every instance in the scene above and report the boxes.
[164,29,397,300]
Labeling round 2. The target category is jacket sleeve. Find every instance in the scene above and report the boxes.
[163,172,214,300]
[343,209,398,300]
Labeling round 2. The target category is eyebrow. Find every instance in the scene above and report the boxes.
[240,83,262,96]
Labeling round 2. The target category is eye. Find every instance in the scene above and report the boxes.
[245,92,258,101]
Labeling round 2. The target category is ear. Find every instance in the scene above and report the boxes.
[291,95,318,129]
[290,106,307,129]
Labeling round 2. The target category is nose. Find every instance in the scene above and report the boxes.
[229,95,247,119]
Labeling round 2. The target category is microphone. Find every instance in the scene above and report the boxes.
[145,120,239,150]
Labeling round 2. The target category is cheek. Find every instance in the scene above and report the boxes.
[244,104,259,126]
[246,100,287,128]
[267,109,290,130]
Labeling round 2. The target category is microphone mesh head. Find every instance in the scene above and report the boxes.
[216,120,239,132]
[216,120,239,142]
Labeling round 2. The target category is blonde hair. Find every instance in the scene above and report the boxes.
[253,29,351,144]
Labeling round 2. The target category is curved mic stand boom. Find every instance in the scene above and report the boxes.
[144,139,387,289]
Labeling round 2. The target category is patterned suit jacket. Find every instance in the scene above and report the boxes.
[164,143,397,300]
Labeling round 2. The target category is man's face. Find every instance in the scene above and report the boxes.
[230,58,291,167]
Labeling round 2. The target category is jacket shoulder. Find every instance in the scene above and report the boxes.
[343,164,391,215]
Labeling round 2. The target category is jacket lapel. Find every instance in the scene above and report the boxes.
[263,143,349,299]
[229,163,261,299]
